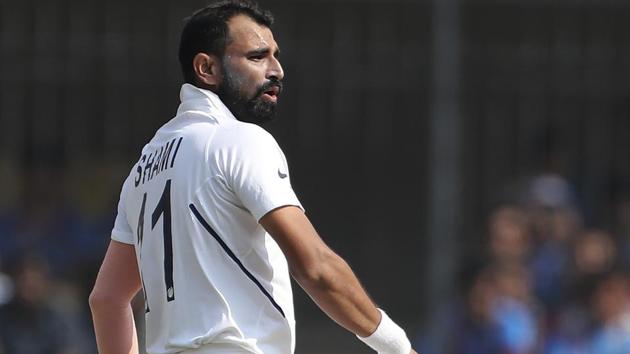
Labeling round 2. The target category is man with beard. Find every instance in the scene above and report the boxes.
[89,1,417,354]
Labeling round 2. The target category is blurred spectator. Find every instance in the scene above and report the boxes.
[588,272,630,354]
[538,229,617,354]
[529,207,580,314]
[441,266,503,354]
[543,305,591,354]
[0,255,75,354]
[522,174,576,211]
[489,264,540,354]
[573,230,617,277]
[488,205,531,266]
[524,173,581,315]
[434,263,540,354]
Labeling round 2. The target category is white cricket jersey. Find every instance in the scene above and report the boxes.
[111,84,302,354]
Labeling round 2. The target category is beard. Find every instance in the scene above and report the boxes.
[216,64,283,125]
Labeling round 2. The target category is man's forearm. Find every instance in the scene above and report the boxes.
[293,250,382,337]
[90,299,139,354]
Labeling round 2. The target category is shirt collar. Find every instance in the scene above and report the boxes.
[177,83,237,121]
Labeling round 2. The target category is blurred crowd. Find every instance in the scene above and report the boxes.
[421,173,630,354]
[0,166,114,354]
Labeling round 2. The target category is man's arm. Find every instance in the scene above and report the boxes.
[89,240,141,354]
[260,206,417,354]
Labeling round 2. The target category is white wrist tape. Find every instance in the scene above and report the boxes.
[357,309,411,354]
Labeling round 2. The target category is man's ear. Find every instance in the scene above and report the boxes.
[193,53,222,89]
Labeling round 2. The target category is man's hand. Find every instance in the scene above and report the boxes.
[411,350,418,354]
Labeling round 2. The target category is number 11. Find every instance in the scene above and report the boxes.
[138,179,175,309]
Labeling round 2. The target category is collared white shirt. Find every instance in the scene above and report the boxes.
[111,84,302,354]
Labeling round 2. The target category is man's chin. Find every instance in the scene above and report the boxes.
[245,100,277,125]
[218,90,278,124]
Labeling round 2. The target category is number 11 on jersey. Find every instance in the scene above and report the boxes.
[137,179,175,311]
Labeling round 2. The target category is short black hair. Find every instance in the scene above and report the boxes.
[178,0,274,84]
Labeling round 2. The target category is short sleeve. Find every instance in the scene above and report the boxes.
[220,126,303,221]
[111,179,135,244]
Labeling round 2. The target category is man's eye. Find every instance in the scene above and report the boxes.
[249,55,264,61]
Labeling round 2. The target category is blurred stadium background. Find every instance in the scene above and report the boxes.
[1,0,629,353]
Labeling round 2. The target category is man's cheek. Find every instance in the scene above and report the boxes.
[247,85,262,100]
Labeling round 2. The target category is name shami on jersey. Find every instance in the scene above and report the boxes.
[134,137,184,187]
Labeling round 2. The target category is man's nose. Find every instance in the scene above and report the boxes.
[267,57,284,81]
